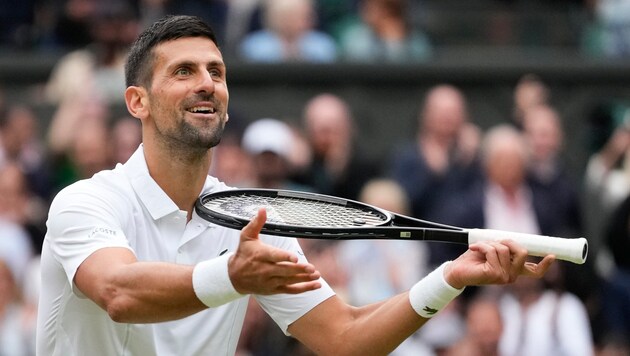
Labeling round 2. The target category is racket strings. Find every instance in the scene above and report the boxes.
[203,194,388,228]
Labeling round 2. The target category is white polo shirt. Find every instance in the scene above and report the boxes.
[36,145,335,356]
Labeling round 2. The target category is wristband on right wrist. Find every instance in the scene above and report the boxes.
[408,261,465,318]
[192,252,244,308]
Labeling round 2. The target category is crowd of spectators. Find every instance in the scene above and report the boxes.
[2,1,630,356]
[2,0,630,60]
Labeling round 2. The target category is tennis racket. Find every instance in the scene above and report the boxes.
[195,189,588,264]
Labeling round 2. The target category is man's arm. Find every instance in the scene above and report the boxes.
[288,240,555,356]
[74,248,207,323]
[74,210,322,323]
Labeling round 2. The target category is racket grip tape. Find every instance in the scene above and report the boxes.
[467,229,588,264]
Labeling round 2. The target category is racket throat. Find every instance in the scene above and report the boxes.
[397,229,468,244]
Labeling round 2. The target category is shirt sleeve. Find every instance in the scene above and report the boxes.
[45,182,134,294]
[253,235,336,335]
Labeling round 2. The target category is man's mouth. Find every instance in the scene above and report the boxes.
[187,106,216,114]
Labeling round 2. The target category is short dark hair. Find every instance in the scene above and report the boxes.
[125,15,219,88]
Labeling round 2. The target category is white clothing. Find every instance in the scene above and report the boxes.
[499,290,594,356]
[0,218,33,285]
[36,145,335,356]
[484,183,541,235]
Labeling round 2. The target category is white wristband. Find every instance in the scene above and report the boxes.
[409,261,464,318]
[192,252,244,308]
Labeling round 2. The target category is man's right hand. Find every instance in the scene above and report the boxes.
[228,208,322,295]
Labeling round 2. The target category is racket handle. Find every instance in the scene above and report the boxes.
[467,229,588,264]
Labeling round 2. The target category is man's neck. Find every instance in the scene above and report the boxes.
[144,144,212,219]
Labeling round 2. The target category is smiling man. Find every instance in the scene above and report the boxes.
[36,15,554,356]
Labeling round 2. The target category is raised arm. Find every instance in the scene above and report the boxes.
[288,239,555,355]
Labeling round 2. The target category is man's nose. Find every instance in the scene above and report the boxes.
[195,71,215,93]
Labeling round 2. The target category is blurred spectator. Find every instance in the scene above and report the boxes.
[583,107,630,266]
[512,74,551,129]
[0,0,36,48]
[522,104,582,237]
[297,93,380,200]
[46,77,111,191]
[0,218,35,356]
[337,178,428,305]
[0,163,47,254]
[338,0,432,62]
[440,125,594,355]
[497,266,594,356]
[242,118,312,191]
[52,0,99,50]
[522,104,598,314]
[50,115,113,191]
[111,116,142,165]
[137,0,228,45]
[336,178,433,355]
[387,85,481,265]
[582,0,630,57]
[238,0,338,63]
[223,0,265,57]
[69,118,113,180]
[0,104,52,201]
[315,0,357,38]
[210,126,255,188]
[445,291,503,356]
[389,84,480,221]
[45,0,139,104]
[600,192,630,349]
[439,125,553,235]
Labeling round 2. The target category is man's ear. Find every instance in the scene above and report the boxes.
[125,86,149,120]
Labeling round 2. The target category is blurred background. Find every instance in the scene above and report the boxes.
[2,0,630,355]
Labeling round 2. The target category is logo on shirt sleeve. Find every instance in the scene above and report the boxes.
[88,227,118,239]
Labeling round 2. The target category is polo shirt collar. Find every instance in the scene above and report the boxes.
[123,144,181,220]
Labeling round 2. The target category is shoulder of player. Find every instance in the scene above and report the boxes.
[50,166,134,212]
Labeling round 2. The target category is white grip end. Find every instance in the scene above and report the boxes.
[468,229,588,264]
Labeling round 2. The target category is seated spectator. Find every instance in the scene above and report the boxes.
[600,193,630,349]
[387,84,481,266]
[582,0,630,58]
[297,93,380,200]
[512,74,550,129]
[0,218,35,355]
[338,0,432,62]
[241,118,312,191]
[0,163,47,254]
[522,104,582,237]
[583,108,630,264]
[45,0,139,104]
[336,178,434,355]
[445,290,503,356]
[437,125,553,235]
[238,0,337,63]
[0,104,52,201]
[497,267,594,356]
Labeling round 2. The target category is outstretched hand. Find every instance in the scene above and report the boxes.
[444,239,555,290]
[228,208,322,295]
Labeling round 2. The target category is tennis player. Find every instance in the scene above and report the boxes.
[36,15,555,355]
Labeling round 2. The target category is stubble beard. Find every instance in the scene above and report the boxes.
[178,113,226,150]
[153,109,228,164]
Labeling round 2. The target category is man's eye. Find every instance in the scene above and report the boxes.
[176,68,191,76]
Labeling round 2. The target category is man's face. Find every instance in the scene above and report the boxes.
[144,37,229,151]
